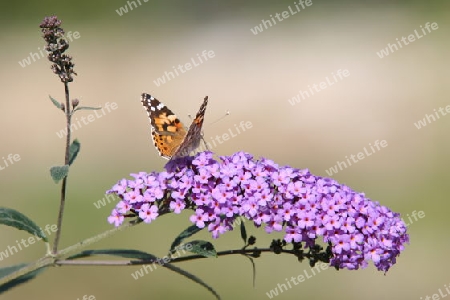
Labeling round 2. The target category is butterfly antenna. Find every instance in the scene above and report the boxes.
[209,110,230,125]
[200,133,209,151]
[197,110,229,151]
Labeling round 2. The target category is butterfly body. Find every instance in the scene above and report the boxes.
[141,93,208,160]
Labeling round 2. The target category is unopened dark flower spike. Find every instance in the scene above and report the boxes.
[107,151,409,272]
[39,15,76,83]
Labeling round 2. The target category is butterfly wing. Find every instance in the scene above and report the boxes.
[171,96,208,159]
[141,93,187,159]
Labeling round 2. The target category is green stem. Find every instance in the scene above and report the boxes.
[57,220,139,257]
[52,82,71,254]
[54,248,282,266]
[0,220,139,286]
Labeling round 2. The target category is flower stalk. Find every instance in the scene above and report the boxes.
[39,15,77,254]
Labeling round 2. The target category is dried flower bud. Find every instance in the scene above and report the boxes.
[72,98,79,108]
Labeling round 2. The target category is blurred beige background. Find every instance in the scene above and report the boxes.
[1,0,449,299]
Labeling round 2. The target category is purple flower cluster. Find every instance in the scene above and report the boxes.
[107,151,409,272]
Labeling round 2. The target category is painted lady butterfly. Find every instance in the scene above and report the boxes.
[140,93,208,160]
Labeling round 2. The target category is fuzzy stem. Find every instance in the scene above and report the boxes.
[52,82,71,254]
[54,248,299,266]
[0,220,139,286]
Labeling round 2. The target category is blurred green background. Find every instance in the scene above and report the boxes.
[1,0,449,299]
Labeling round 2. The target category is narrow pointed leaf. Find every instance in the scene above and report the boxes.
[240,218,247,244]
[50,165,69,183]
[69,139,80,165]
[73,106,101,112]
[67,249,157,261]
[188,240,217,258]
[162,263,221,300]
[169,224,204,254]
[0,208,48,242]
[49,95,62,110]
[0,264,47,294]
[68,250,221,299]
[242,255,257,288]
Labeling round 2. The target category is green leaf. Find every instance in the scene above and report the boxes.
[68,249,221,299]
[169,224,204,255]
[49,95,62,110]
[242,255,257,288]
[0,208,48,242]
[67,249,157,261]
[73,106,101,112]
[68,139,80,165]
[240,218,247,245]
[161,263,221,300]
[50,165,69,183]
[0,264,47,294]
[188,240,217,258]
